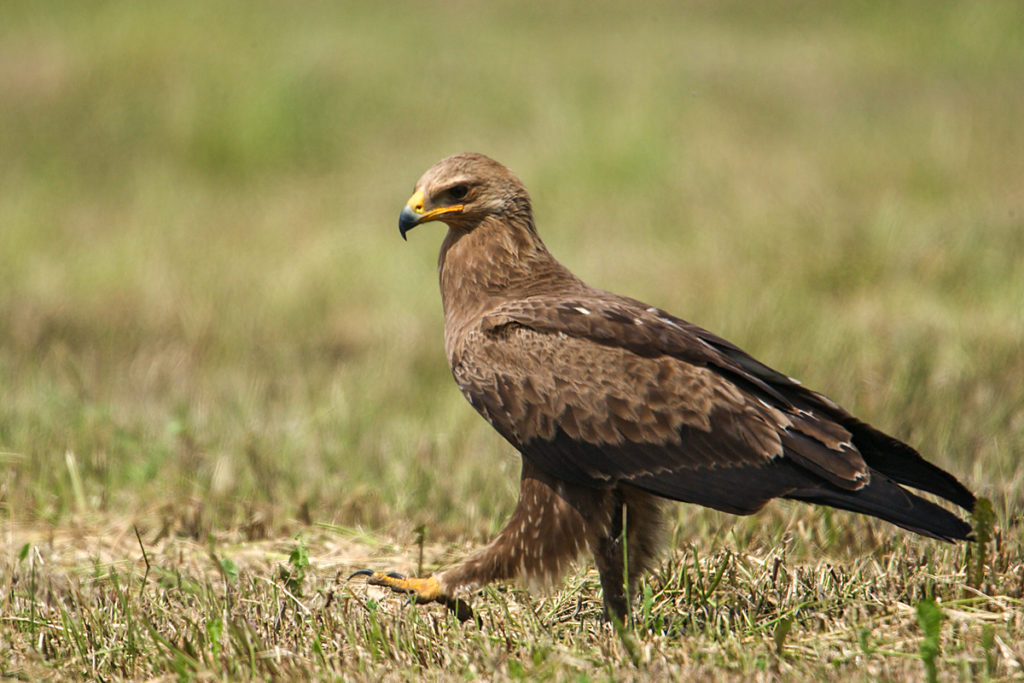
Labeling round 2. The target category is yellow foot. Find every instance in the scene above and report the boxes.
[348,570,475,622]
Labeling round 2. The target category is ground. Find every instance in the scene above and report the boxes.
[3,510,1023,679]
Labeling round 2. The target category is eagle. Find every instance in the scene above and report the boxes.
[352,153,975,623]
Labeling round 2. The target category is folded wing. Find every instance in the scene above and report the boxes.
[450,293,974,541]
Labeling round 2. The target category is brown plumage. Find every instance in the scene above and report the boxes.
[354,152,975,622]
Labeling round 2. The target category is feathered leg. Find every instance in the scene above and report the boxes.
[352,459,589,620]
[588,486,665,623]
[438,460,589,593]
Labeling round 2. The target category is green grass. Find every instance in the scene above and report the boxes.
[2,0,1023,679]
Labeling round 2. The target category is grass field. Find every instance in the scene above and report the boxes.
[3,0,1023,679]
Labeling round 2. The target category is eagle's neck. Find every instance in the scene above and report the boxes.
[438,214,580,349]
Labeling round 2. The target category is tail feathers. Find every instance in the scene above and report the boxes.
[787,472,973,542]
[847,418,976,512]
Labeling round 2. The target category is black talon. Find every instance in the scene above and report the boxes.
[348,569,375,580]
[447,598,478,625]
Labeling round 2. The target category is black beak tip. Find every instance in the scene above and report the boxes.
[398,207,420,240]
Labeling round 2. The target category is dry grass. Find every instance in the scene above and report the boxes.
[4,510,1023,680]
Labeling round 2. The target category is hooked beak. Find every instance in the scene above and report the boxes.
[398,204,421,240]
[398,190,464,240]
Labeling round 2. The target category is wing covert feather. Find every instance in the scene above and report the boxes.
[454,297,869,495]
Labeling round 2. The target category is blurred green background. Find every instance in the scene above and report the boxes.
[2,0,1022,540]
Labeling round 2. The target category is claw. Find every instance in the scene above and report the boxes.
[448,597,478,624]
[348,569,375,580]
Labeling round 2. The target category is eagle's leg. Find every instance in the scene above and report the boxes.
[435,459,590,596]
[351,460,588,621]
[589,486,665,624]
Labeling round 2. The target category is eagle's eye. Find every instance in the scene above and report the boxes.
[448,185,469,201]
